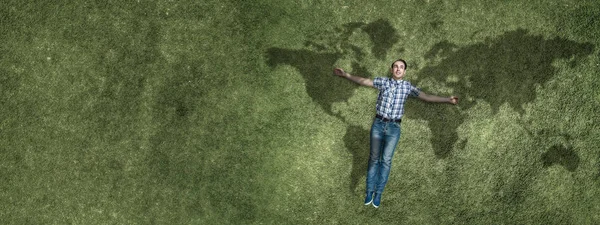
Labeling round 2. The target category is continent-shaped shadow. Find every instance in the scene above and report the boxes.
[265,48,349,119]
[265,22,596,189]
[363,19,400,60]
[265,19,401,191]
[343,125,370,191]
[266,19,399,119]
[415,29,594,114]
[542,144,579,172]
[405,29,594,158]
[404,101,466,158]
[527,129,581,172]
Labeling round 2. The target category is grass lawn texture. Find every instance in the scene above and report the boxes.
[2,0,600,224]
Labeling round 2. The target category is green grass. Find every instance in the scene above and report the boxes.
[2,0,600,224]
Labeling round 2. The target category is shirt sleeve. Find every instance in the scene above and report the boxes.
[409,84,420,97]
[373,77,385,90]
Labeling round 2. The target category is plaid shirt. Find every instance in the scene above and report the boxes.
[373,77,420,120]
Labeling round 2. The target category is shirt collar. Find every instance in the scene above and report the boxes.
[390,78,404,85]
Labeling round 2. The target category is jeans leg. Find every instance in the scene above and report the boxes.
[366,119,384,193]
[376,122,401,194]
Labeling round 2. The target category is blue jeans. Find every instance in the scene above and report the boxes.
[366,117,401,194]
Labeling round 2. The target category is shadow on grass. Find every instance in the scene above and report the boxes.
[542,144,579,172]
[524,129,581,172]
[343,125,370,191]
[266,19,399,120]
[408,28,594,158]
[266,20,400,192]
[266,20,595,194]
[265,48,348,118]
[404,101,465,158]
[415,28,595,114]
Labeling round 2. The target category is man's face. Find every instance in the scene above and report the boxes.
[391,61,406,80]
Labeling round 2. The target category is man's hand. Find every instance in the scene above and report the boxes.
[333,68,347,77]
[449,96,459,105]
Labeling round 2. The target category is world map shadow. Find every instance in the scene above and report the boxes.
[414,28,594,114]
[265,20,595,193]
[343,125,370,191]
[265,48,349,119]
[266,19,398,120]
[266,20,399,192]
[407,28,594,158]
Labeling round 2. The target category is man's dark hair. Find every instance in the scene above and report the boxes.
[391,59,408,70]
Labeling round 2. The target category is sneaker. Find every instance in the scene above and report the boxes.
[372,193,381,208]
[364,192,374,205]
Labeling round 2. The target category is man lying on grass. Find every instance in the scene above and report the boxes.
[333,59,458,208]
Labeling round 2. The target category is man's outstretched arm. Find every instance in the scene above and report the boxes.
[333,68,374,88]
[418,92,459,105]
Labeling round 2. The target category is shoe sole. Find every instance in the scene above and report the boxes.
[364,193,374,205]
